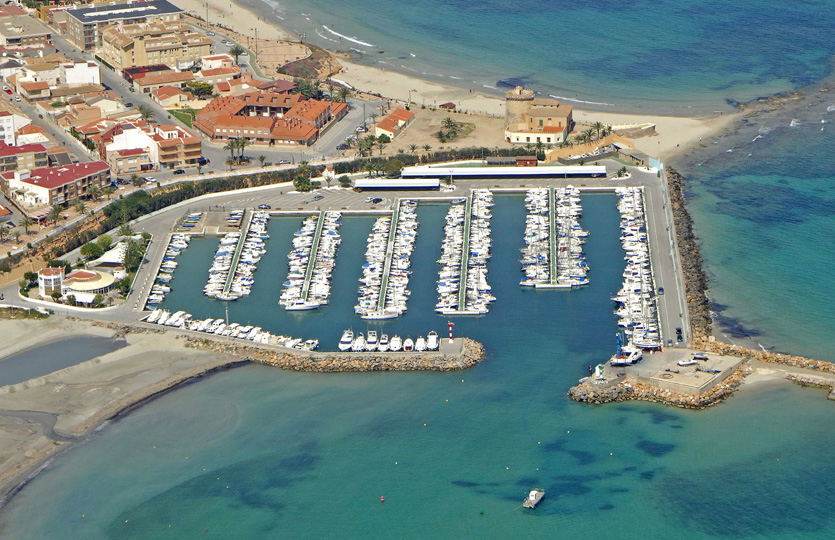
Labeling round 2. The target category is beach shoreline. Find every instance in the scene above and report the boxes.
[170,0,740,163]
[0,318,247,510]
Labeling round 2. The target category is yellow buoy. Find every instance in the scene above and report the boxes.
[538,441,541,444]
[82,515,85,518]
[424,423,427,426]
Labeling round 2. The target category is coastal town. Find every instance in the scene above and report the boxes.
[0,0,832,531]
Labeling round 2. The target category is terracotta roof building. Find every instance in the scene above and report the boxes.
[0,141,48,172]
[3,161,110,206]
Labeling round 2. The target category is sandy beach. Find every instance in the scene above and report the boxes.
[0,318,242,507]
[169,0,739,161]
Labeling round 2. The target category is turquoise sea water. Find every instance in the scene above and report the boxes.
[241,0,835,112]
[2,195,835,538]
[3,1,835,535]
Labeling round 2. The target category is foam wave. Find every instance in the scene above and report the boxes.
[322,25,374,47]
[789,118,801,127]
[549,94,615,107]
[827,105,835,112]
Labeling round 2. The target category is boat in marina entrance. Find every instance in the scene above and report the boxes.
[403,338,414,352]
[523,489,545,509]
[389,335,403,352]
[426,331,439,351]
[339,330,354,351]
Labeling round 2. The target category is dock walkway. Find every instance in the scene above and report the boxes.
[548,187,558,286]
[221,211,252,296]
[376,201,402,311]
[300,211,326,301]
[456,193,473,311]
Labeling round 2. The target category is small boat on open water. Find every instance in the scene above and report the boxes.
[523,489,545,509]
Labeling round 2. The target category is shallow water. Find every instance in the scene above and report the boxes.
[241,0,835,113]
[2,194,834,538]
[0,336,127,388]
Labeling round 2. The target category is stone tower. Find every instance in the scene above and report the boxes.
[504,86,535,126]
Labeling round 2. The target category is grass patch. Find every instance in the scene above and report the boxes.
[169,110,195,127]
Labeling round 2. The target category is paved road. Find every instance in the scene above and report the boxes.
[0,160,689,349]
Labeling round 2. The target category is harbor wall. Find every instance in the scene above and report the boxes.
[186,337,487,373]
[568,364,753,409]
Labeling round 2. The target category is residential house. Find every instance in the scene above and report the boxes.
[151,85,193,108]
[99,20,212,72]
[0,110,31,145]
[200,54,234,70]
[374,108,414,139]
[2,162,110,206]
[93,120,202,172]
[65,0,184,51]
[0,141,48,172]
[0,15,52,48]
[132,69,194,94]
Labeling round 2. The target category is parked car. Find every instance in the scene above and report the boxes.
[197,157,210,165]
[355,126,367,132]
[371,197,383,204]
[258,204,271,209]
[3,88,11,95]
[277,159,291,165]
[144,176,156,183]
[313,195,324,201]
[172,169,186,175]
[124,102,133,107]
[336,143,350,150]
[208,32,215,36]
[657,287,664,295]
[14,96,20,102]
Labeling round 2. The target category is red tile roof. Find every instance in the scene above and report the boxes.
[376,117,398,133]
[2,162,109,189]
[389,108,414,123]
[0,142,46,157]
[0,203,10,218]
[20,81,49,92]
[116,148,147,156]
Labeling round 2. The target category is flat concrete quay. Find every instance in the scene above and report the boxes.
[377,201,402,312]
[300,211,326,301]
[222,211,253,297]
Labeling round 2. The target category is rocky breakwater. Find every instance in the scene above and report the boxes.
[568,364,753,409]
[694,335,835,374]
[665,166,712,339]
[186,338,486,373]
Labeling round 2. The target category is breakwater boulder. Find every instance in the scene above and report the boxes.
[186,338,486,373]
[665,166,712,339]
[694,335,835,375]
[568,364,753,409]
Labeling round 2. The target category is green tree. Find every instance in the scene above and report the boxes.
[67,294,76,306]
[296,160,313,179]
[435,130,447,143]
[384,158,404,177]
[258,155,266,168]
[23,271,37,283]
[293,78,323,99]
[47,205,63,224]
[87,184,102,201]
[336,86,351,103]
[50,290,61,300]
[80,241,104,260]
[442,117,457,131]
[376,134,390,155]
[103,186,115,199]
[237,138,251,162]
[223,140,236,161]
[20,216,34,235]
[72,198,86,214]
[225,158,235,171]
[363,160,376,178]
[130,173,142,187]
[96,234,113,251]
[592,121,605,139]
[293,175,312,192]
[0,263,10,278]
[93,293,103,307]
[185,81,215,98]
[423,144,432,153]
[338,175,351,188]
[119,222,134,237]
[138,105,155,122]
[228,44,246,65]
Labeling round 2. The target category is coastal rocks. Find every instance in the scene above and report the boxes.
[786,374,835,399]
[186,338,486,373]
[568,364,753,409]
[693,335,835,375]
[665,167,712,339]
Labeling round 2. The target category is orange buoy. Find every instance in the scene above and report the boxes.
[380,496,385,503]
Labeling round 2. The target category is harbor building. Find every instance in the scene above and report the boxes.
[37,267,63,297]
[61,269,116,303]
[504,86,574,145]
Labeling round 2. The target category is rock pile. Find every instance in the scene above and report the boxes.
[693,335,835,375]
[568,364,753,409]
[666,167,712,339]
[186,338,486,373]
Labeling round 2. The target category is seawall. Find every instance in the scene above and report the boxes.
[186,337,486,372]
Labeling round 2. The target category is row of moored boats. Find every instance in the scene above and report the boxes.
[610,187,661,366]
[144,308,319,350]
[338,329,439,352]
[520,187,589,288]
[279,212,342,311]
[204,211,270,301]
[435,190,495,315]
[355,200,417,319]
[146,233,191,306]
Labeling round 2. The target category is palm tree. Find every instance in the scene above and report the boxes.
[47,205,63,225]
[442,117,457,131]
[103,186,115,199]
[130,173,142,187]
[592,121,605,139]
[225,158,235,171]
[20,216,33,235]
[87,184,101,201]
[336,87,351,103]
[534,141,545,156]
[223,140,236,162]
[376,138,387,155]
[72,198,86,214]
[368,113,378,126]
[258,155,266,167]
[10,228,20,244]
[408,144,418,154]
[423,144,431,153]
[138,105,155,122]
[297,160,313,179]
[582,128,596,145]
[228,44,246,65]
[363,160,375,178]
[238,138,251,162]
[197,163,203,175]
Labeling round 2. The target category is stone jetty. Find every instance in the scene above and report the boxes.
[186,337,486,373]
[568,364,753,410]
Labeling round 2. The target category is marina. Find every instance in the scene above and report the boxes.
[204,211,271,301]
[610,186,662,366]
[355,199,418,320]
[145,232,192,307]
[279,211,343,311]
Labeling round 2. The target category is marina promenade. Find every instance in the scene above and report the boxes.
[376,201,402,312]
[456,194,473,312]
[222,212,253,297]
[300,211,326,302]
[548,187,558,286]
